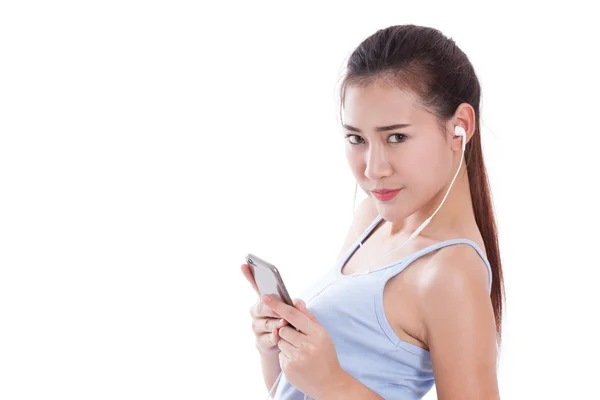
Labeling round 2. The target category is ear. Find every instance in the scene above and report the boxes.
[450,102,476,150]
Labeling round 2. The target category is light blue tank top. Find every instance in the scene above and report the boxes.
[273,214,492,400]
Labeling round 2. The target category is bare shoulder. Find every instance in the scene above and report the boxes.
[417,244,499,398]
[419,243,491,299]
[334,196,379,262]
[417,244,492,328]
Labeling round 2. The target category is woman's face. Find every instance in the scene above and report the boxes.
[342,84,456,221]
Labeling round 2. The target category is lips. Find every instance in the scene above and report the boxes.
[371,189,401,194]
[371,189,401,201]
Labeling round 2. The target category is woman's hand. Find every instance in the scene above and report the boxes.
[241,263,292,355]
[262,293,346,399]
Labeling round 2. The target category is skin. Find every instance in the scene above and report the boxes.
[243,82,501,399]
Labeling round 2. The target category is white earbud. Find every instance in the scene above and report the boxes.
[455,125,466,152]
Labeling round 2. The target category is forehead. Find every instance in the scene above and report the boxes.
[342,84,426,126]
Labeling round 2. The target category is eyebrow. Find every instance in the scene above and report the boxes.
[342,123,411,133]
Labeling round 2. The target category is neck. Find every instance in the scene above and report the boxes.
[386,163,476,240]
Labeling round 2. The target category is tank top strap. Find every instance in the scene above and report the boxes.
[383,238,493,294]
[358,214,385,244]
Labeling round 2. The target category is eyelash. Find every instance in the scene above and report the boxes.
[343,133,407,145]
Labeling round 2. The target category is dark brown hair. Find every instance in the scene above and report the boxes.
[338,24,505,346]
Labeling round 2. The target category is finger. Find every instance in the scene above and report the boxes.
[291,299,310,324]
[273,318,289,330]
[252,318,268,334]
[277,337,297,359]
[252,317,285,334]
[258,301,281,318]
[241,264,260,295]
[263,294,316,336]
[295,299,318,324]
[278,325,304,347]
[257,331,278,350]
[295,299,309,312]
[249,302,280,319]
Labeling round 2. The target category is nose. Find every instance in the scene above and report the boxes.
[364,144,392,181]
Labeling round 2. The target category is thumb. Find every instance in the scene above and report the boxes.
[295,299,318,323]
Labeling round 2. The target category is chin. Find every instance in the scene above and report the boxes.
[375,198,419,222]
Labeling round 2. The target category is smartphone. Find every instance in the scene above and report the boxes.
[245,253,294,307]
[246,253,302,331]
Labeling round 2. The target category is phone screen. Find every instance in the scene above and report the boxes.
[246,253,294,307]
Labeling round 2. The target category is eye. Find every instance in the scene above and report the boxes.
[344,134,407,145]
[389,134,407,143]
[344,134,363,145]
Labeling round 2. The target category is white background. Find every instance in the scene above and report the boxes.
[1,1,599,399]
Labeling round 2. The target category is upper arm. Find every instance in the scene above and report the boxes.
[334,196,379,262]
[418,245,500,400]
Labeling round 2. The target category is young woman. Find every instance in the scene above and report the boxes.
[243,24,504,400]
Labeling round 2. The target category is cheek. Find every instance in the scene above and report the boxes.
[404,147,449,190]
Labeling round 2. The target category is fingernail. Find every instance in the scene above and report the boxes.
[262,294,270,302]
